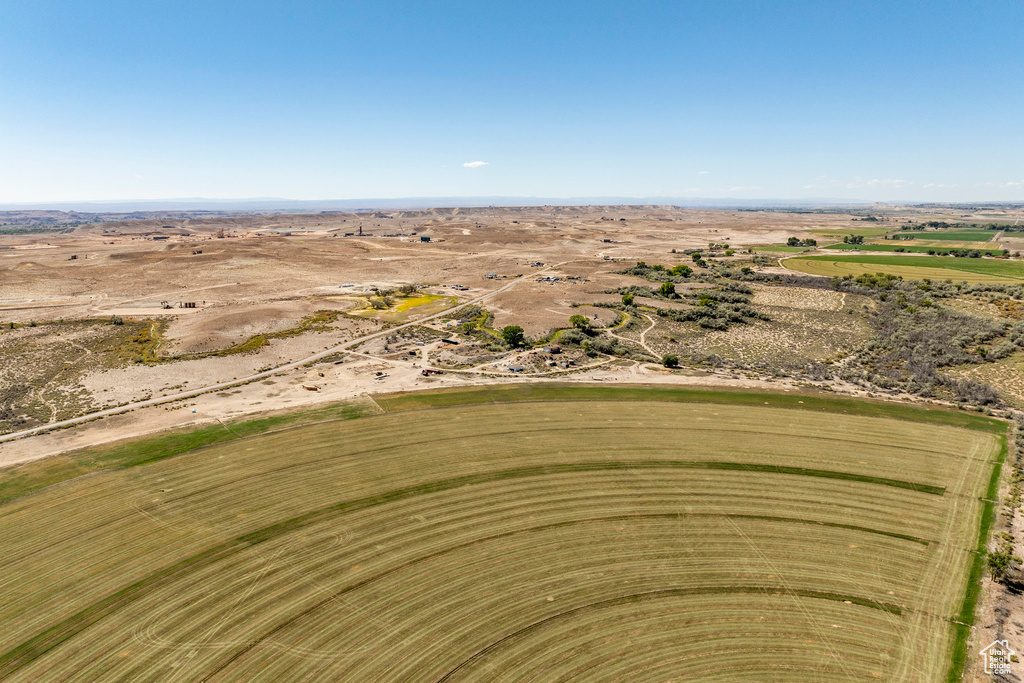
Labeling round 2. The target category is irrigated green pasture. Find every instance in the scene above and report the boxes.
[752,244,810,253]
[824,243,1004,256]
[894,230,997,242]
[0,386,1005,682]
[785,253,1024,283]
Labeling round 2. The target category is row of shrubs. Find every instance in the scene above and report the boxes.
[619,262,695,282]
[610,259,1016,407]
[830,275,1008,403]
[888,247,1007,258]
[654,302,769,330]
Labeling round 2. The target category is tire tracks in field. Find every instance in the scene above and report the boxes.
[4,419,961,571]
[891,435,990,681]
[721,515,859,681]
[434,586,902,683]
[196,514,917,679]
[0,461,942,679]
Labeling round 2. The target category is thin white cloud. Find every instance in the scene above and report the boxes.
[463,161,489,168]
[1002,179,1024,188]
[803,184,817,190]
[698,170,710,175]
[680,185,762,194]
[846,178,911,189]
[866,178,910,188]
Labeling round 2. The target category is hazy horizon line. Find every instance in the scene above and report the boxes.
[3,195,1023,214]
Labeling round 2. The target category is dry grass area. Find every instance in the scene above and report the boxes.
[633,286,873,366]
[0,389,1004,682]
[0,320,115,428]
[1,205,876,435]
[163,299,360,354]
[954,353,1024,410]
[5,203,1020,439]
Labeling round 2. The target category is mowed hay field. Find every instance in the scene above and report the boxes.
[784,253,1024,283]
[0,386,1006,682]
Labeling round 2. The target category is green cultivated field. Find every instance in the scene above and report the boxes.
[894,230,997,242]
[824,243,1003,256]
[753,244,809,252]
[0,386,1005,682]
[785,253,1024,283]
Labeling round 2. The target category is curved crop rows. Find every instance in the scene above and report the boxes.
[0,394,1004,681]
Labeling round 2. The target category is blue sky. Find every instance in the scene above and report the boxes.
[1,1,1022,204]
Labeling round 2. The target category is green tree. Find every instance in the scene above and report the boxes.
[671,264,692,277]
[691,252,702,262]
[659,282,676,298]
[662,354,679,368]
[787,237,800,246]
[621,293,635,306]
[989,547,1019,581]
[502,325,525,348]
[569,314,590,330]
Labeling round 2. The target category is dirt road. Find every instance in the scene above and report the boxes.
[0,263,564,444]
